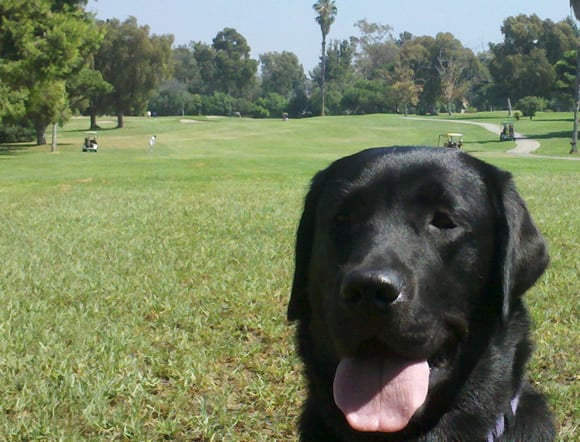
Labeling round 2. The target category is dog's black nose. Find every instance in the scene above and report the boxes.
[340,270,403,311]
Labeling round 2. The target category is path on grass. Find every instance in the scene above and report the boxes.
[408,117,580,161]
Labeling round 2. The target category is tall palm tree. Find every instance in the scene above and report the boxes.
[570,0,579,153]
[572,0,580,19]
[313,0,337,116]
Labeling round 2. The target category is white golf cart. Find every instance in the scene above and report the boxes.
[438,132,464,149]
[82,131,99,152]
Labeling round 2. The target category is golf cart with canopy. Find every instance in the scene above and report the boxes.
[438,132,464,149]
[499,122,515,141]
[82,131,98,152]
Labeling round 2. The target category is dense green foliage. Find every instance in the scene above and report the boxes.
[517,96,549,119]
[490,15,579,103]
[2,3,580,144]
[0,2,172,143]
[92,17,174,128]
[0,0,102,144]
[159,14,580,119]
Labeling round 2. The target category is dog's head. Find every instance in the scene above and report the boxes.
[288,147,548,434]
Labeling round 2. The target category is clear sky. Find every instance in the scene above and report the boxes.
[86,0,574,72]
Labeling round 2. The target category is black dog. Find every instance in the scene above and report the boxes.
[288,147,554,441]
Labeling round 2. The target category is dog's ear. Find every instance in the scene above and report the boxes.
[496,173,549,320]
[288,170,327,321]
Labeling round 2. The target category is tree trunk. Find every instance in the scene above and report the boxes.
[35,125,47,145]
[117,113,124,128]
[572,0,580,20]
[51,123,57,152]
[90,112,99,130]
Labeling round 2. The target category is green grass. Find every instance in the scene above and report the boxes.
[431,111,576,156]
[0,113,578,440]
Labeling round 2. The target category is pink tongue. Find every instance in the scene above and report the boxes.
[333,356,429,433]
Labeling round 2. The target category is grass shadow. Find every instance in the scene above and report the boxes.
[532,118,573,123]
[467,139,508,145]
[1,142,78,157]
[0,143,36,156]
[456,115,508,121]
[67,126,120,133]
[523,131,571,140]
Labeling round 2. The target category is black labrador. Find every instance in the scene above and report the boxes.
[288,147,554,441]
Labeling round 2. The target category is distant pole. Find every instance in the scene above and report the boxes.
[570,0,580,153]
[572,50,580,153]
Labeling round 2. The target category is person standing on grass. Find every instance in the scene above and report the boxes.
[149,135,156,152]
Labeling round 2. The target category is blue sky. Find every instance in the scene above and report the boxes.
[86,0,574,72]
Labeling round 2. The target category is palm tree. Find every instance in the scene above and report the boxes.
[313,0,337,116]
[570,0,579,153]
[572,0,580,19]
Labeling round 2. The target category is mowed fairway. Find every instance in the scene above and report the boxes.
[0,114,577,440]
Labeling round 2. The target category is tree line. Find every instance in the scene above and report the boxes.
[1,0,579,145]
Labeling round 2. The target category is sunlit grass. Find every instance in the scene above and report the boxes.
[0,114,577,439]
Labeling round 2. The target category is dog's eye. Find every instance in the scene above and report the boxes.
[333,200,371,228]
[430,211,457,230]
[334,213,350,225]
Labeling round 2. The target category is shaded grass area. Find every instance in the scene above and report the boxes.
[0,114,577,440]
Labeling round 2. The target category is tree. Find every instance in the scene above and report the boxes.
[192,42,218,95]
[94,17,174,128]
[189,29,258,100]
[554,49,577,107]
[516,96,547,119]
[389,64,423,115]
[67,68,113,129]
[464,51,494,112]
[488,14,578,107]
[573,0,580,20]
[436,54,467,115]
[0,85,26,126]
[254,93,288,118]
[313,0,337,116]
[259,51,306,98]
[148,80,199,116]
[433,33,476,115]
[319,40,356,85]
[0,0,102,145]
[212,28,258,97]
[352,20,398,80]
[310,39,355,115]
[341,79,390,114]
[399,35,441,114]
[172,45,202,93]
[542,17,579,64]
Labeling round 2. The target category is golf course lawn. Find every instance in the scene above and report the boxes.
[0,113,577,440]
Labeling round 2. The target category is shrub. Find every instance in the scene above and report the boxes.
[0,121,35,143]
[516,96,548,119]
[248,105,270,118]
[201,92,236,116]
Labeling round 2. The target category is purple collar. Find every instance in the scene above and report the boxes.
[487,393,520,442]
